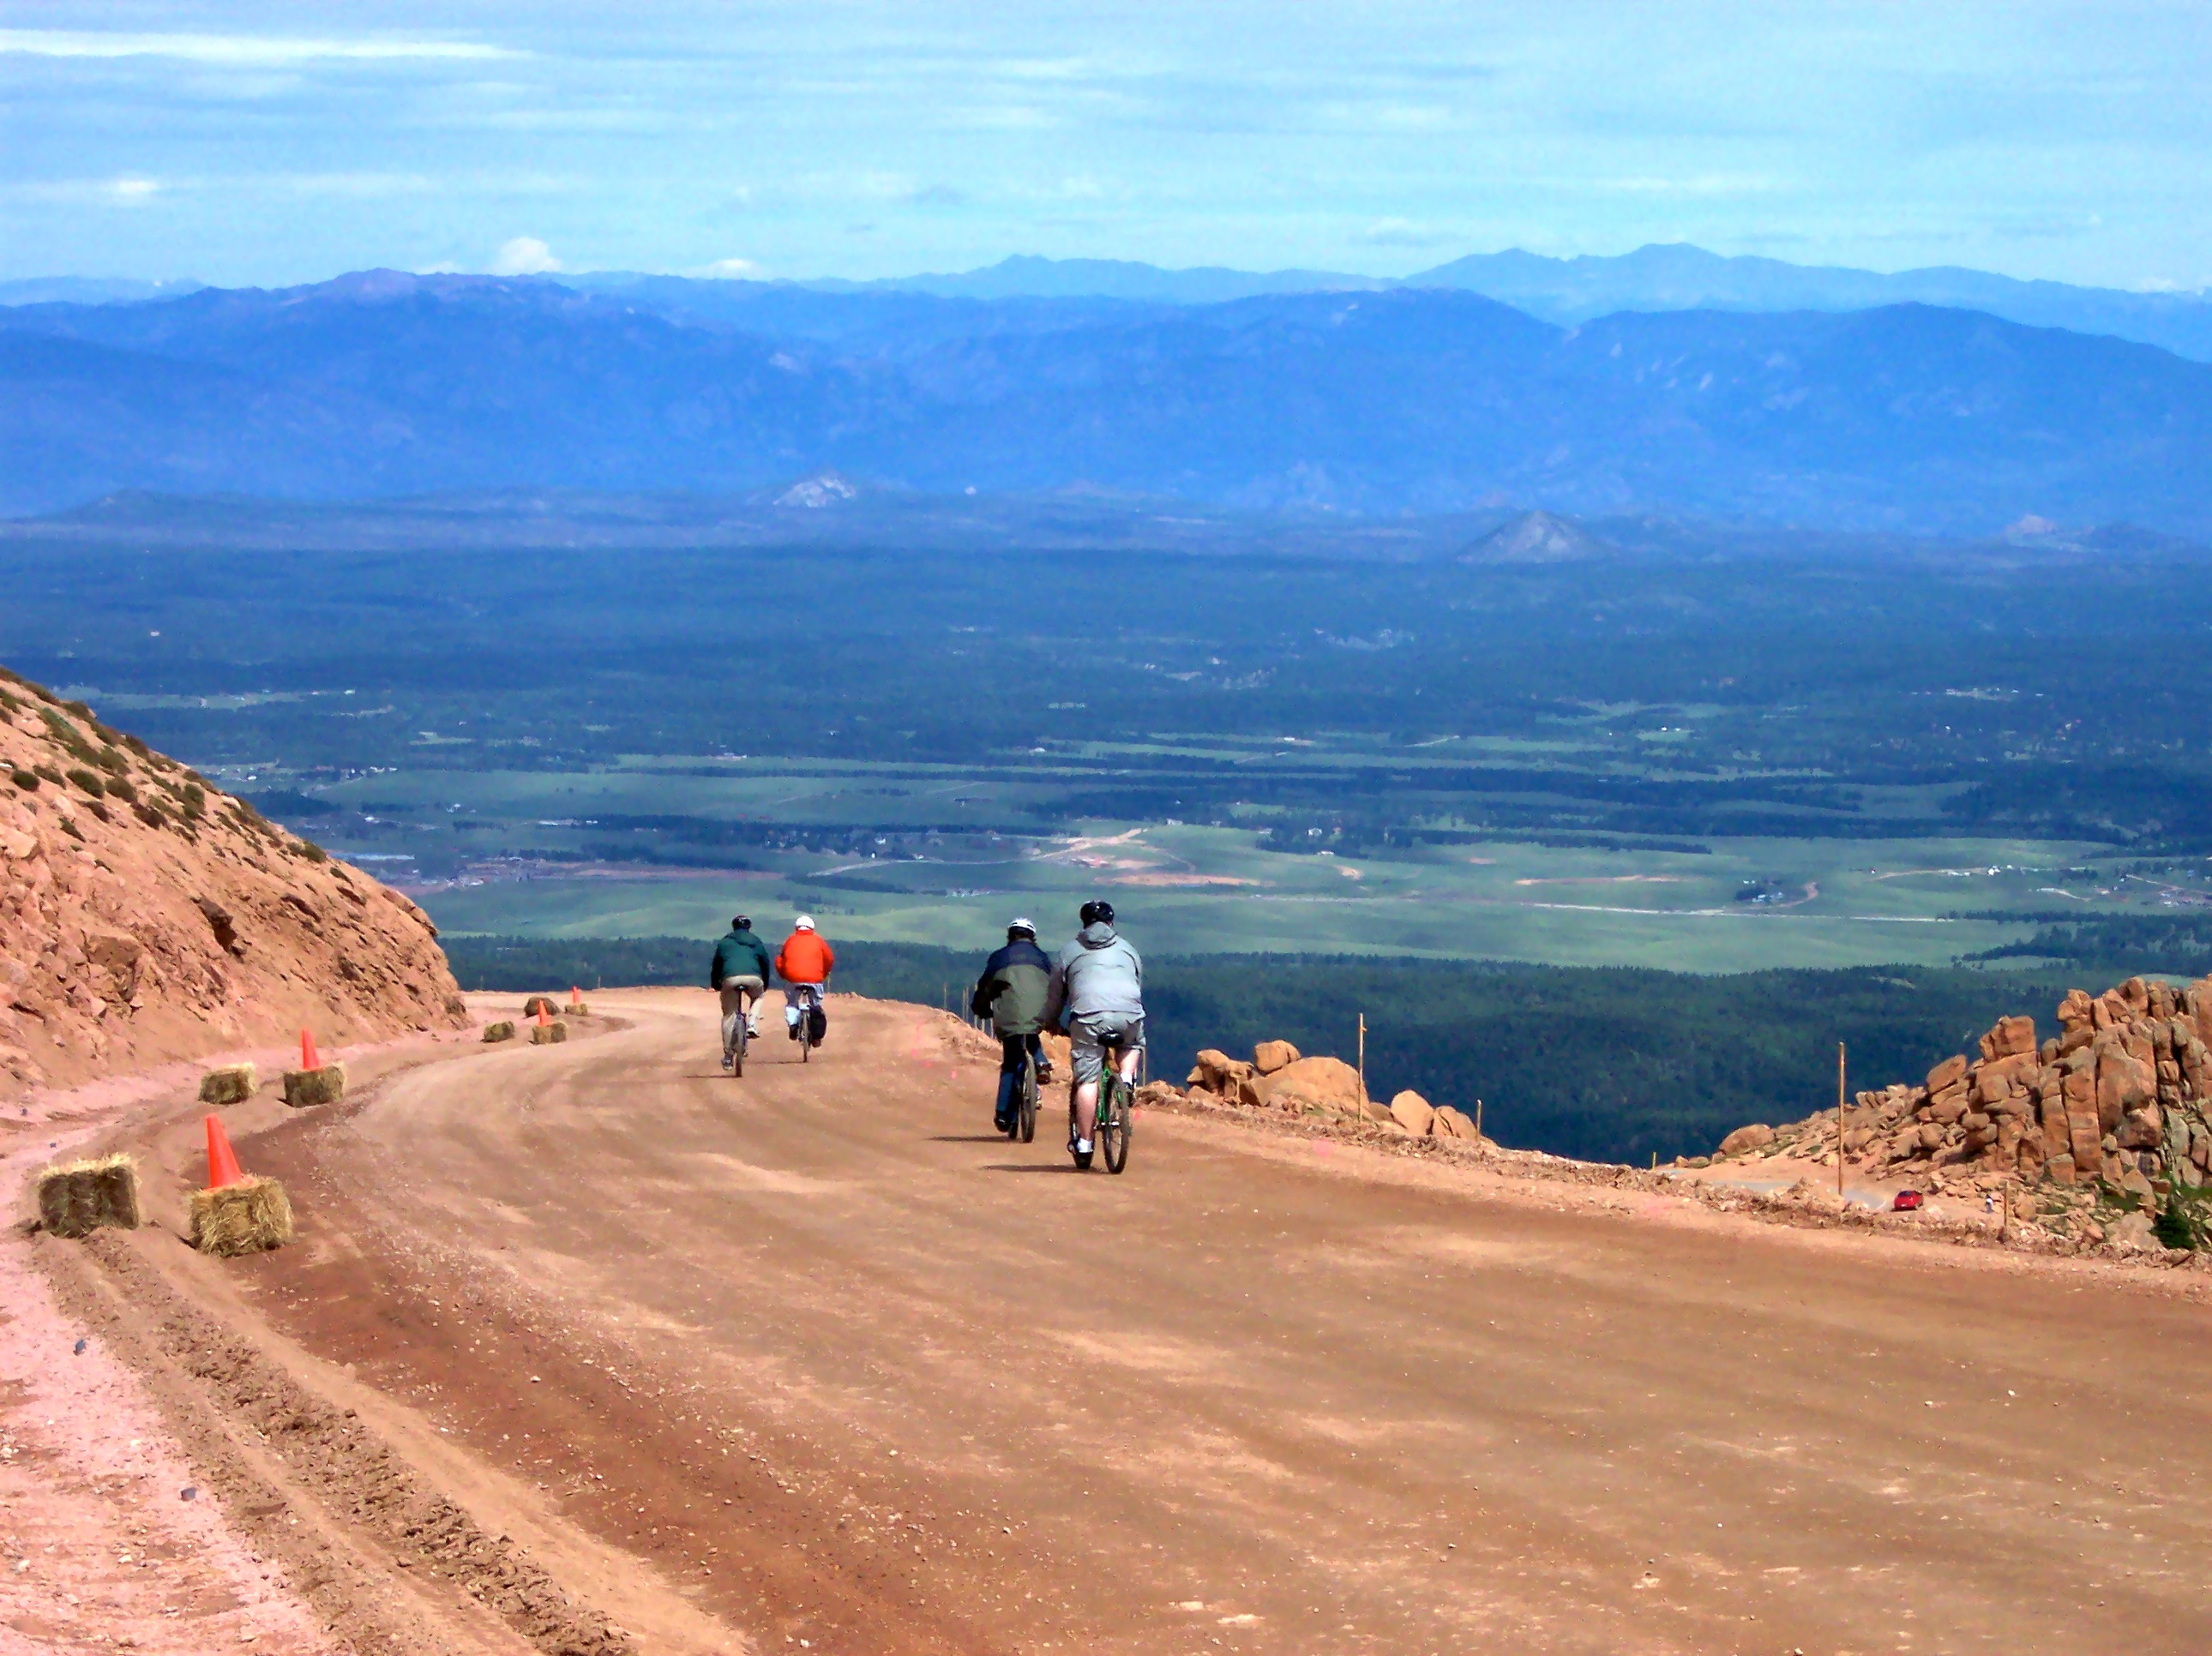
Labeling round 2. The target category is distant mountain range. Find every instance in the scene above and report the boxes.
[706,245,2212,363]
[3,268,2209,533]
[14,243,2210,358]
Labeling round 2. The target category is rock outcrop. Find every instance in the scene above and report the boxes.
[1706,975,2212,1205]
[0,666,466,1097]
[1181,1042,1489,1145]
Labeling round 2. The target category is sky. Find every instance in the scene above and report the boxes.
[2,1,2209,291]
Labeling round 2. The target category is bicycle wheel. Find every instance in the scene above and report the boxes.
[733,1018,746,1078]
[1018,1058,1038,1143]
[1101,1075,1133,1174]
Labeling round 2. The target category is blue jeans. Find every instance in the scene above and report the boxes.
[995,1035,1043,1124]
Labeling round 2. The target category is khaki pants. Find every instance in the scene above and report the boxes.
[718,977,764,1057]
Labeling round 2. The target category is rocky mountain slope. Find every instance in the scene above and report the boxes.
[0,666,465,1096]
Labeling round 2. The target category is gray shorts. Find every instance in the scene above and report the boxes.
[1070,1013,1144,1083]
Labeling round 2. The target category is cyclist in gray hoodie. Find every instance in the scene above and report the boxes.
[1043,899,1144,1158]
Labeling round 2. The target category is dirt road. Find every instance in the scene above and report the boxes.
[59,990,2212,1653]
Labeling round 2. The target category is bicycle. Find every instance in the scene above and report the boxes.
[1003,1043,1039,1143]
[788,983,825,1063]
[718,977,762,1080]
[1070,1031,1134,1174]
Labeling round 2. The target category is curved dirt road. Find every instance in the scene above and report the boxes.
[76,989,2212,1653]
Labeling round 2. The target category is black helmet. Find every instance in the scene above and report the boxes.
[732,915,751,930]
[1079,898,1115,927]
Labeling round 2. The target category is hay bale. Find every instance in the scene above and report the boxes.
[281,1063,346,1108]
[189,1176,294,1257]
[36,1154,142,1238]
[565,1000,590,1018]
[530,1020,569,1046]
[481,1020,516,1042]
[522,995,560,1018]
[197,1063,257,1106]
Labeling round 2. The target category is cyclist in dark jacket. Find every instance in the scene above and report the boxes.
[971,917,1056,1131]
[709,916,772,1071]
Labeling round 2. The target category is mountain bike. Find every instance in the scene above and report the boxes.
[1070,1030,1134,1174]
[719,978,762,1079]
[789,984,824,1063]
[1004,1044,1039,1143]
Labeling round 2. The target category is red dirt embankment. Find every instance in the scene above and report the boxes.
[0,664,466,1100]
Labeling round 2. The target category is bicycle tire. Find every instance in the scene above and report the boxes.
[1018,1059,1038,1143]
[1102,1076,1133,1173]
[733,1022,746,1078]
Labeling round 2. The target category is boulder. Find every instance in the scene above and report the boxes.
[1927,1090,1969,1126]
[2057,987,2096,1035]
[281,1064,345,1108]
[197,1063,256,1106]
[1979,1015,2037,1062]
[2107,1209,2158,1252]
[1252,1040,1301,1075]
[1434,1105,1477,1141]
[1718,1123,1776,1156]
[1260,1055,1365,1114]
[522,995,561,1018]
[2115,1109,2164,1150]
[1389,1090,1436,1136]
[1191,1048,1255,1098]
[1135,1081,1183,1107]
[1926,1053,1969,1095]
[2096,1046,2155,1132]
[481,1020,516,1042]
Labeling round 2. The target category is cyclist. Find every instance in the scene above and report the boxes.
[969,916,1057,1133]
[1043,898,1143,1160]
[775,914,836,1044]
[708,913,772,1071]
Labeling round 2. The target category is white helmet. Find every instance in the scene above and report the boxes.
[794,915,815,932]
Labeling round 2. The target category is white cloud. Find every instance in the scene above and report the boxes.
[700,257,759,278]
[490,236,561,274]
[0,30,514,66]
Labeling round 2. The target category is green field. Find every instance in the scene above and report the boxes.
[322,756,2127,970]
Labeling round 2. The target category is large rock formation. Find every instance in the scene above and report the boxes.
[1708,975,2212,1203]
[0,667,466,1096]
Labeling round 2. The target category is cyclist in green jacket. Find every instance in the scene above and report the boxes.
[970,917,1056,1132]
[709,915,772,1071]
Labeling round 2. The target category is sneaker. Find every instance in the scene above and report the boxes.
[721,1053,734,1072]
[995,1113,1013,1134]
[1075,1137,1093,1156]
[747,1019,760,1038]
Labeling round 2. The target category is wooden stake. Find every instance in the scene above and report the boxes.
[1475,1098,1484,1142]
[1837,1041,1848,1201]
[1357,1014,1367,1106]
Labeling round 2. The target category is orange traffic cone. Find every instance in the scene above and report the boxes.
[570,986,582,1008]
[205,1113,245,1190]
[536,1003,550,1028]
[301,1029,321,1071]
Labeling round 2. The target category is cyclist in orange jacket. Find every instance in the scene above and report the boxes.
[775,915,836,1043]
